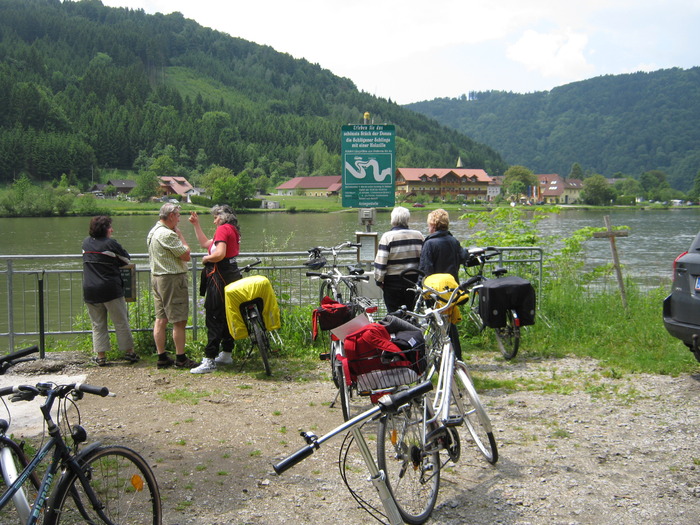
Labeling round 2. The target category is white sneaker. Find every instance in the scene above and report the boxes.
[214,351,233,365]
[190,358,216,374]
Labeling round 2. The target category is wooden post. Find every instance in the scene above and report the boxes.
[592,215,629,309]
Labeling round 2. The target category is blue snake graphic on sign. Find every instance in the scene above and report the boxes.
[345,157,392,182]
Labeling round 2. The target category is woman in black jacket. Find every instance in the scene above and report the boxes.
[82,215,137,366]
[419,209,465,360]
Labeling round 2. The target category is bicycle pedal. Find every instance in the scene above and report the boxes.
[443,415,464,427]
[319,352,331,361]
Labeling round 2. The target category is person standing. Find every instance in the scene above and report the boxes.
[419,208,466,360]
[374,206,424,312]
[146,203,199,369]
[188,205,242,374]
[82,215,138,366]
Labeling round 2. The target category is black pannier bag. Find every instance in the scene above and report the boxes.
[479,276,536,328]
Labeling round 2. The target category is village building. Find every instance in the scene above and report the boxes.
[537,174,583,204]
[159,176,195,201]
[275,176,342,197]
[395,168,492,201]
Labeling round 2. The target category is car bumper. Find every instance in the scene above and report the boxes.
[663,294,700,348]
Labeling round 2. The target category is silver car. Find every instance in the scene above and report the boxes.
[663,232,700,363]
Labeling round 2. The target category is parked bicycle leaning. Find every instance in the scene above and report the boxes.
[189,205,242,374]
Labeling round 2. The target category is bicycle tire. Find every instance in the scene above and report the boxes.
[252,315,272,376]
[494,309,520,360]
[377,396,440,525]
[45,444,162,524]
[336,361,352,421]
[452,362,498,464]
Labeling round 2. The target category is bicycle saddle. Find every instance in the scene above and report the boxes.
[347,265,364,275]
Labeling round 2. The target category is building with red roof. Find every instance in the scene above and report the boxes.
[275,176,342,197]
[395,168,492,201]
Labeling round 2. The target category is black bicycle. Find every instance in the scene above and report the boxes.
[462,247,536,359]
[0,347,161,524]
[225,259,281,376]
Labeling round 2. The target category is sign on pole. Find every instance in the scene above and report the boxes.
[341,124,395,208]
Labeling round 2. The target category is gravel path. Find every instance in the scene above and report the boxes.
[4,352,699,524]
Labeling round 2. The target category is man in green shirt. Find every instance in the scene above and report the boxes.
[147,203,199,369]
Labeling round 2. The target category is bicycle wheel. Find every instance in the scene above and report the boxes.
[251,314,272,376]
[336,360,352,421]
[494,309,520,360]
[45,445,162,524]
[377,396,440,524]
[452,362,498,464]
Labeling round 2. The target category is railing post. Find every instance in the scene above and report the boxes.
[37,270,46,358]
[6,260,14,352]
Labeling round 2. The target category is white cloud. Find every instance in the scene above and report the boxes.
[507,29,595,80]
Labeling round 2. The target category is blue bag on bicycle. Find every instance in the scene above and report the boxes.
[479,276,536,328]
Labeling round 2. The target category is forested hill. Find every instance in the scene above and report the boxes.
[0,0,507,188]
[406,68,700,191]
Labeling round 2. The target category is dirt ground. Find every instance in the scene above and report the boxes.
[4,351,700,525]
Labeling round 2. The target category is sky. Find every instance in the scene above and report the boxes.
[99,0,700,105]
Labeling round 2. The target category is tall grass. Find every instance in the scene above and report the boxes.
[460,207,699,376]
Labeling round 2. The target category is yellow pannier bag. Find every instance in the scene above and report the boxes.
[224,275,281,339]
[422,273,467,324]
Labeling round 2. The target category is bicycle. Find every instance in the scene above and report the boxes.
[0,346,161,524]
[274,381,435,525]
[374,273,498,523]
[462,247,536,360]
[0,345,38,375]
[224,259,281,376]
[305,242,378,420]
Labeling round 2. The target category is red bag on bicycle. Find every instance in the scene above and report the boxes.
[312,296,352,340]
[342,323,411,376]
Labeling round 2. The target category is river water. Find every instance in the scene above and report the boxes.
[1,207,698,283]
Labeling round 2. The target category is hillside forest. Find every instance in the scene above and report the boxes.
[407,67,700,193]
[0,0,507,214]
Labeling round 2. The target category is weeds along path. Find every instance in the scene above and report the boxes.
[7,353,700,524]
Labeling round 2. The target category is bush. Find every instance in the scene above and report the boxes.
[189,194,212,207]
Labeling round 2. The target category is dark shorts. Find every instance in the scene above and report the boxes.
[152,273,189,323]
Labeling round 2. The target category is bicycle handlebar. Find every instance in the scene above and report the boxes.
[0,345,39,375]
[305,271,369,282]
[308,242,362,253]
[273,381,433,475]
[241,259,263,273]
[0,382,112,400]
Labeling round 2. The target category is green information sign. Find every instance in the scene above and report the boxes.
[341,124,395,208]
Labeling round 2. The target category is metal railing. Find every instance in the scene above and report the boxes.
[1,247,543,354]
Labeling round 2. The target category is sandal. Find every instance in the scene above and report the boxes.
[123,352,140,364]
[92,356,107,367]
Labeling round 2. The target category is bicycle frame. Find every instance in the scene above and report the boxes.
[274,381,433,525]
[0,385,112,524]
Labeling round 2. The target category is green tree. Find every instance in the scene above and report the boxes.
[688,169,700,202]
[131,170,160,201]
[569,162,584,179]
[503,165,537,200]
[581,174,615,205]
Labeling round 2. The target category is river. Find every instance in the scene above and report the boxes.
[1,207,699,283]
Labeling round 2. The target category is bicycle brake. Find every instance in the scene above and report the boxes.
[300,431,319,448]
